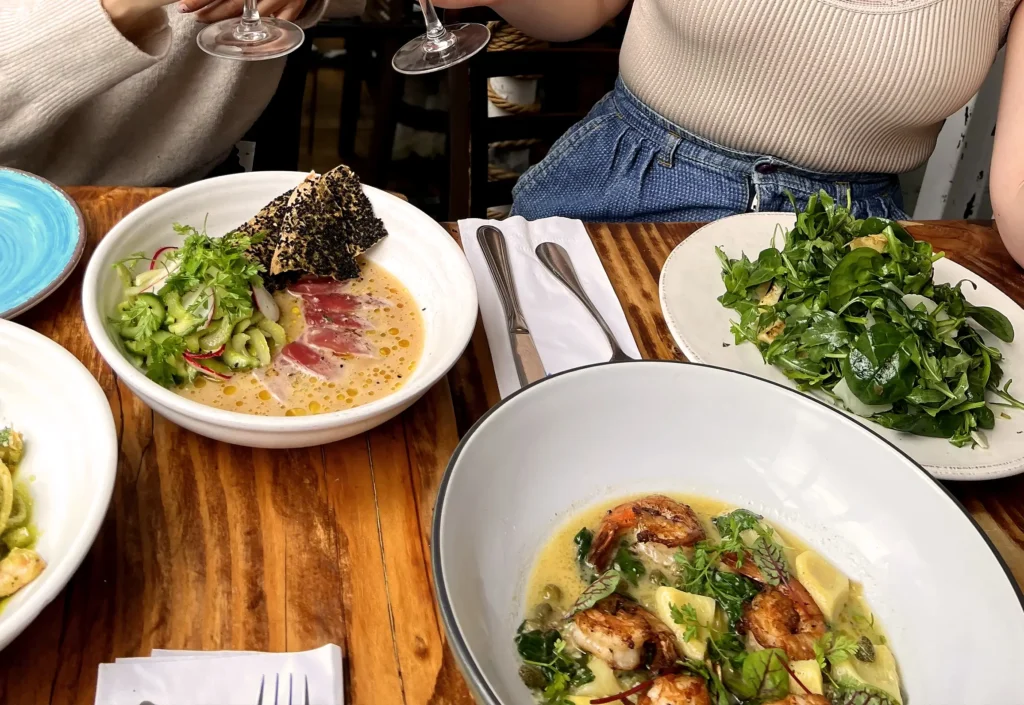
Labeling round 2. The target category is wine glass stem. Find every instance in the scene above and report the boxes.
[419,0,456,52]
[237,0,267,39]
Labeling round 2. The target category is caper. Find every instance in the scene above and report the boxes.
[649,570,668,587]
[541,583,562,603]
[532,602,554,622]
[518,664,547,690]
[855,635,876,663]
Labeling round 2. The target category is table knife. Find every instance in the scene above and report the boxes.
[477,225,548,387]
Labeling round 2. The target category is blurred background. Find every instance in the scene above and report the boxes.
[256,0,1006,223]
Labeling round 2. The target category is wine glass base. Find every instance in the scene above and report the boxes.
[392,23,490,75]
[197,17,304,61]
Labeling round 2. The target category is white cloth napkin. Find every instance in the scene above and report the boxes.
[460,216,641,399]
[94,644,343,705]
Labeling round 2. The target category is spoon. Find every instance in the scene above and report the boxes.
[535,242,635,363]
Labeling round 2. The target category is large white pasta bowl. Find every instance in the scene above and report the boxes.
[433,361,1024,705]
[82,171,477,448]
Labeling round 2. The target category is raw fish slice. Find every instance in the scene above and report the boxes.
[252,366,293,404]
[295,292,364,314]
[304,328,375,357]
[287,277,351,296]
[302,303,373,331]
[281,341,340,380]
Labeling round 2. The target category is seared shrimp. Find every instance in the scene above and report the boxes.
[0,548,45,598]
[742,583,825,660]
[637,674,711,705]
[589,495,706,571]
[568,595,677,671]
[766,696,829,705]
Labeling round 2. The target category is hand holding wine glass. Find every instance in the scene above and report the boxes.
[191,0,306,60]
[102,0,212,44]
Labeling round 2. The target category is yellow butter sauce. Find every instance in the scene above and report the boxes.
[175,260,424,416]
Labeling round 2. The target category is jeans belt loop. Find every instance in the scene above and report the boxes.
[661,130,682,169]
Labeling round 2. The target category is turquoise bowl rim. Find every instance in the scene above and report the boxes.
[0,167,86,319]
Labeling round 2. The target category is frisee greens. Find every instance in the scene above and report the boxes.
[717,190,1023,447]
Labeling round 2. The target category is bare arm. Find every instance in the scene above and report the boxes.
[431,0,629,43]
[992,6,1024,268]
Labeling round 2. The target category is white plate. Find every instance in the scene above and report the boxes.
[82,171,478,448]
[433,361,1024,705]
[660,212,1024,481]
[0,319,117,651]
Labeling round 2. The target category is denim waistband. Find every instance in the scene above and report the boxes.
[611,77,896,185]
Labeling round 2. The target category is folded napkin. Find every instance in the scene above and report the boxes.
[460,216,641,398]
[94,644,343,705]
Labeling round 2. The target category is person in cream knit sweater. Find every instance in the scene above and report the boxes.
[0,0,322,186]
[437,0,1024,268]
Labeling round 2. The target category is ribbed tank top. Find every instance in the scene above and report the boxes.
[619,0,1020,174]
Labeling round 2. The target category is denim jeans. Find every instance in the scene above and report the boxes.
[511,78,908,222]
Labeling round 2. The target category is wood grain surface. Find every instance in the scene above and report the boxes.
[1,190,1021,705]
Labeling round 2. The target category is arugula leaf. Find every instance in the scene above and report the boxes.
[573,527,593,568]
[567,569,621,618]
[612,544,645,586]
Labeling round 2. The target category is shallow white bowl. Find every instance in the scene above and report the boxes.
[82,172,478,448]
[433,361,1024,705]
[0,319,117,651]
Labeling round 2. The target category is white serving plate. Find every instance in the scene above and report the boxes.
[82,171,478,448]
[433,361,1024,705]
[0,319,117,651]
[660,212,1024,480]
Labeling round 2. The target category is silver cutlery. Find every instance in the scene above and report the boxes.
[256,673,310,705]
[477,225,548,386]
[535,242,635,363]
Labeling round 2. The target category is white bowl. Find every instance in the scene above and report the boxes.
[81,172,478,448]
[433,361,1024,705]
[0,319,117,651]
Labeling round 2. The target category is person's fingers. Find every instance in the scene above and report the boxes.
[194,0,242,22]
[256,0,290,17]
[430,0,495,7]
[177,0,220,12]
[274,0,305,22]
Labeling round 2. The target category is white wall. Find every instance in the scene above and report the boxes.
[901,48,1006,220]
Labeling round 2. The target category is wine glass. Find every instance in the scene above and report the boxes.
[392,1,490,75]
[196,0,305,61]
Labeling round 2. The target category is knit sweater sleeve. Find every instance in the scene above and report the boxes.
[0,0,169,160]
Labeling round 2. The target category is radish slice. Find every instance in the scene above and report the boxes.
[184,356,230,381]
[252,284,280,322]
[183,345,225,360]
[183,287,215,326]
[150,246,179,271]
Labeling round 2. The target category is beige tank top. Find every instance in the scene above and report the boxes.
[619,0,1020,174]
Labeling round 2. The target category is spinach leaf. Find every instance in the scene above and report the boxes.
[842,323,915,404]
[573,527,593,568]
[567,569,621,617]
[799,310,852,351]
[706,569,760,629]
[872,410,962,438]
[612,544,645,586]
[967,305,1015,343]
[829,247,882,311]
[514,628,594,701]
[748,247,785,287]
[722,648,790,702]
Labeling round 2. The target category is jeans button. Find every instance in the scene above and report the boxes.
[755,163,776,174]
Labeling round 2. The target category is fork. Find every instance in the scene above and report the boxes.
[255,674,310,705]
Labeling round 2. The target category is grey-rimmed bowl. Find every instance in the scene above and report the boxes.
[432,361,1024,705]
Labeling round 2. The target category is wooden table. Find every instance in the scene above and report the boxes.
[1,188,1022,704]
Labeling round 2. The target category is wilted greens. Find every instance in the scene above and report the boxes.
[717,190,1021,447]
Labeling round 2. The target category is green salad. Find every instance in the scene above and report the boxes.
[110,225,287,387]
[717,190,1023,447]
